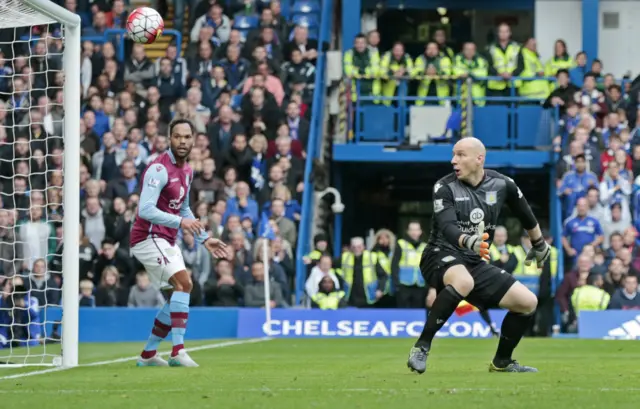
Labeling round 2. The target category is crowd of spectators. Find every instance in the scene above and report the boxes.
[0,0,324,334]
[338,22,640,331]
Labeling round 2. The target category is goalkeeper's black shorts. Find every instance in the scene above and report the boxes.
[420,247,517,310]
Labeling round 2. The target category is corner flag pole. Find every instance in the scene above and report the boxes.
[262,238,272,325]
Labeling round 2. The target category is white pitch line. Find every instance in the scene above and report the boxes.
[0,337,272,381]
[1,386,640,394]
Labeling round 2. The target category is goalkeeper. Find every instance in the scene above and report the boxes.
[407,138,550,374]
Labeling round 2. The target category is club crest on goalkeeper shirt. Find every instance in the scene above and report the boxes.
[131,152,193,246]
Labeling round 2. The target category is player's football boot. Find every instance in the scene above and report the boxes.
[489,360,538,373]
[136,354,169,367]
[168,349,199,367]
[407,346,429,374]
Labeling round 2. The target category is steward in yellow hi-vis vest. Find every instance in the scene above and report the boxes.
[372,228,396,295]
[335,238,387,307]
[413,42,451,106]
[343,33,381,103]
[453,42,489,106]
[380,42,414,106]
[311,276,347,309]
[544,39,574,92]
[485,23,521,98]
[571,274,610,317]
[391,222,428,309]
[518,38,550,99]
[488,226,518,272]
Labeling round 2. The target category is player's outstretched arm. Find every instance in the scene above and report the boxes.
[433,183,489,259]
[503,176,551,266]
[138,164,182,229]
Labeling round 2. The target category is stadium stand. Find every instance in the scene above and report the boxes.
[1,0,639,349]
[0,0,327,332]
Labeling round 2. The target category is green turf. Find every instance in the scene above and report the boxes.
[1,338,640,409]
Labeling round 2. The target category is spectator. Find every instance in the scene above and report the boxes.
[81,197,106,250]
[104,159,140,200]
[608,274,640,309]
[191,3,232,45]
[244,260,287,308]
[128,271,165,307]
[570,274,610,318]
[311,275,347,310]
[92,132,126,181]
[124,44,155,97]
[219,45,250,95]
[603,257,625,295]
[563,197,604,262]
[569,51,588,88]
[0,209,22,277]
[599,161,632,219]
[268,199,297,245]
[544,70,579,115]
[602,204,631,248]
[18,205,54,271]
[556,253,595,329]
[27,258,60,309]
[156,57,186,107]
[305,254,340,300]
[223,134,253,183]
[79,279,96,307]
[335,237,387,308]
[93,237,134,286]
[180,230,213,287]
[204,259,244,306]
[94,265,129,307]
[189,41,216,78]
[558,153,599,214]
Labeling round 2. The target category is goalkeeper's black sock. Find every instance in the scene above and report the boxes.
[493,311,534,366]
[415,285,463,349]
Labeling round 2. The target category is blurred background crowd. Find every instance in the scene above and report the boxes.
[0,0,638,346]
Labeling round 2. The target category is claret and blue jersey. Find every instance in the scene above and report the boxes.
[130,149,209,246]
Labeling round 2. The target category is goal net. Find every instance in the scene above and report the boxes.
[0,0,80,368]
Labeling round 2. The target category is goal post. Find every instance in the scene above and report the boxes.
[0,0,80,368]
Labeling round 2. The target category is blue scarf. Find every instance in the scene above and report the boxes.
[250,154,266,190]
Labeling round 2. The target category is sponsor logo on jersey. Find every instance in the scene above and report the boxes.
[148,177,160,188]
[434,183,442,193]
[455,197,470,202]
[485,191,497,205]
[469,208,485,224]
[170,177,180,183]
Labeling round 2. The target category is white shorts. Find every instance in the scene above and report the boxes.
[131,237,186,290]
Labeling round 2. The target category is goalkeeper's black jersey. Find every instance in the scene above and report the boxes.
[426,169,538,259]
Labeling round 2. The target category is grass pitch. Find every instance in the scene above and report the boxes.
[1,338,639,409]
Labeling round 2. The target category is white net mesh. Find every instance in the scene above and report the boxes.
[0,19,66,366]
[0,0,56,27]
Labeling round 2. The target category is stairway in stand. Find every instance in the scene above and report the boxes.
[134,1,190,59]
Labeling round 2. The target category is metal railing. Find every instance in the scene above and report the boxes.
[21,28,183,62]
[341,75,560,150]
[294,0,332,305]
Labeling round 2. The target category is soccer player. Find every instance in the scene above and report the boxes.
[407,137,550,373]
[131,119,228,367]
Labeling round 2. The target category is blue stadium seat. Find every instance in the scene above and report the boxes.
[515,105,545,148]
[292,0,320,15]
[233,15,259,30]
[292,14,319,29]
[473,106,509,148]
[357,105,401,142]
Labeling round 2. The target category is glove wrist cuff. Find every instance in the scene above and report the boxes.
[531,236,546,249]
